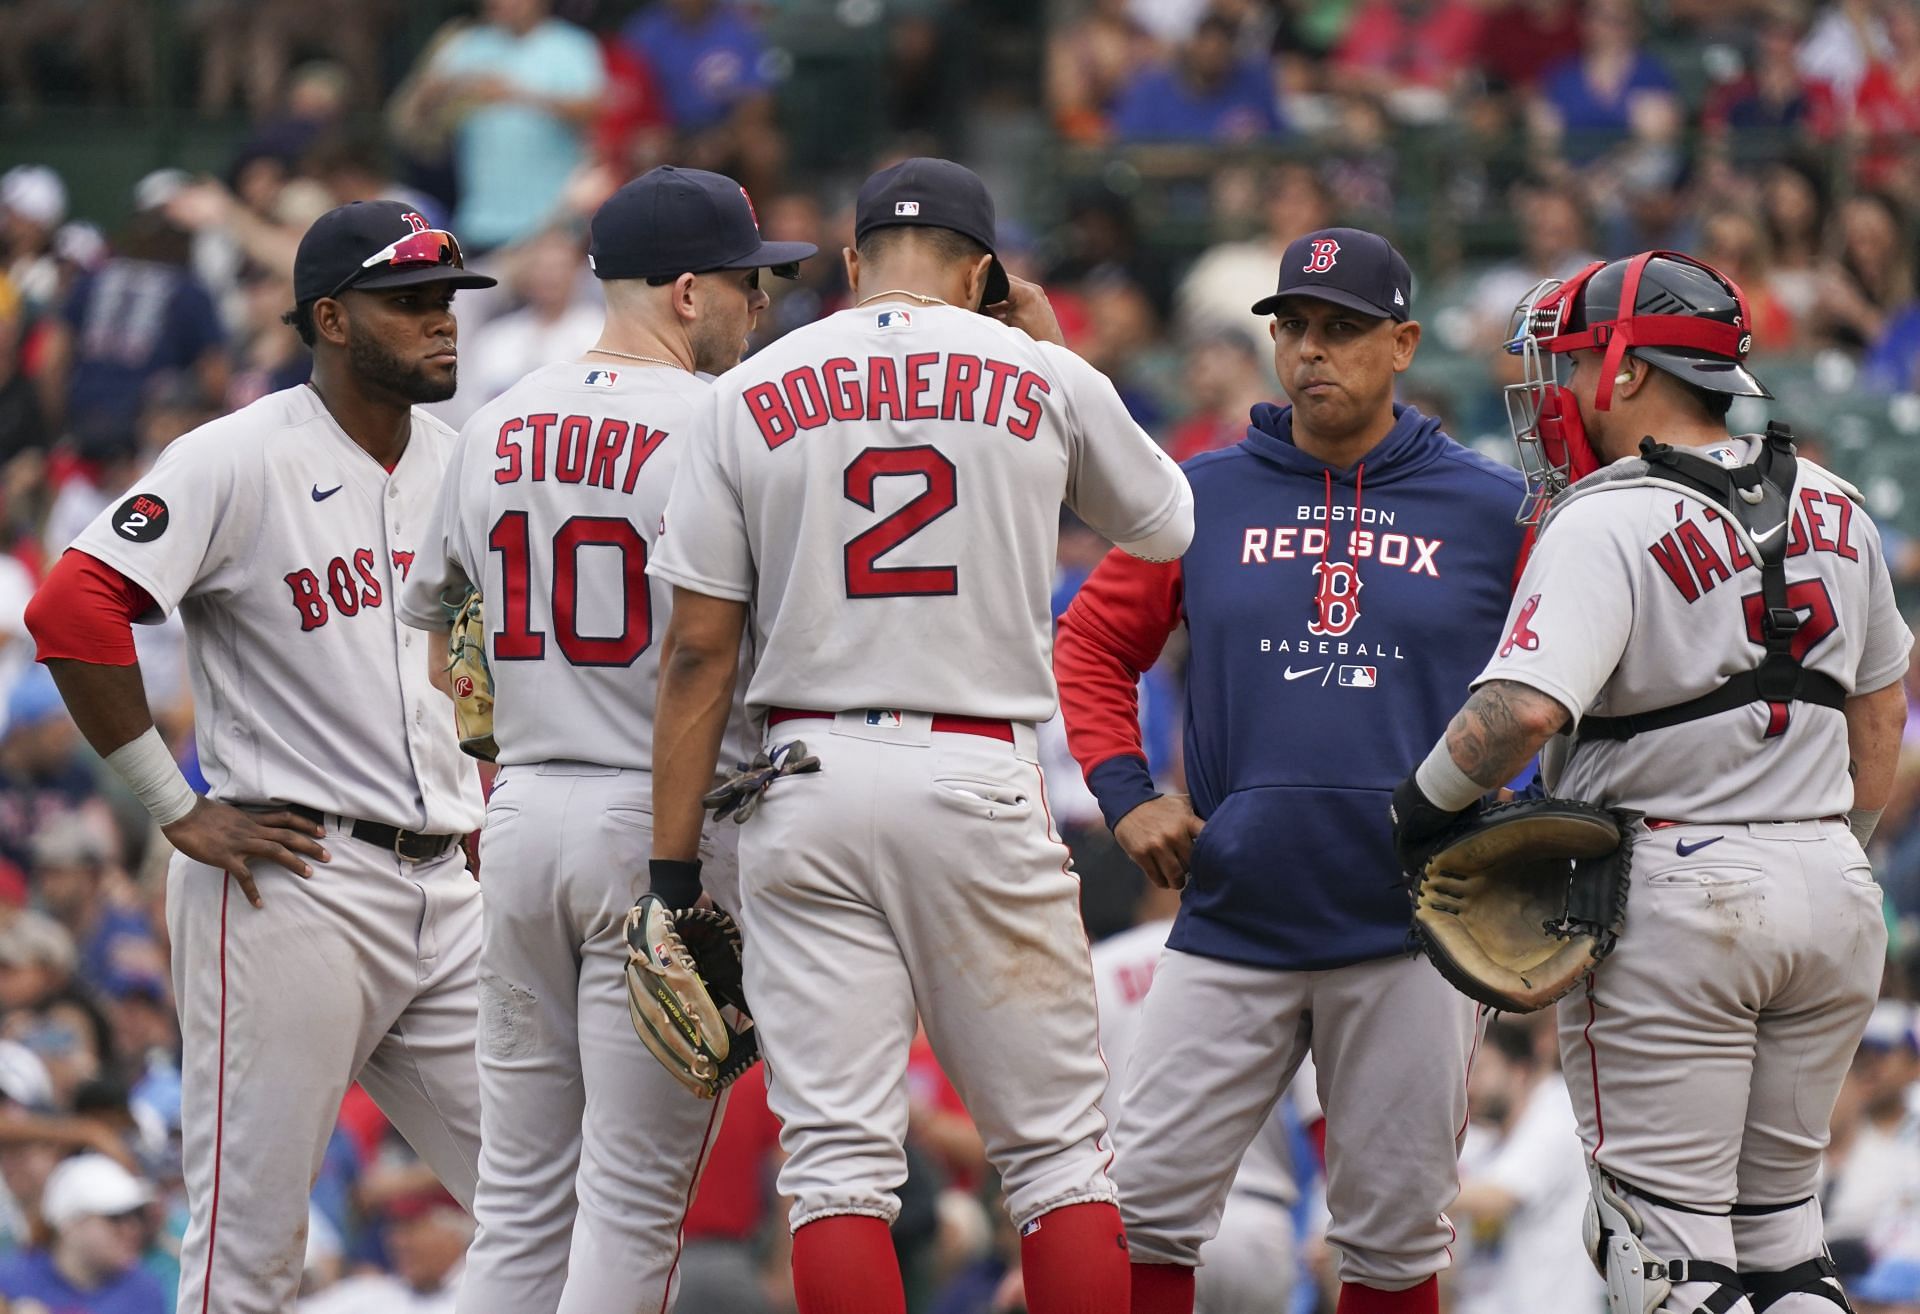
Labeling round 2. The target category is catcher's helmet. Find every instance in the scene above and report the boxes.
[1542,251,1772,404]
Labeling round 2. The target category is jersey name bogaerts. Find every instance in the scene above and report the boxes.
[1478,438,1914,821]
[399,362,753,773]
[70,385,483,833]
[650,303,1187,723]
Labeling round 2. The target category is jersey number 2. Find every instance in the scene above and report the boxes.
[843,446,958,598]
[489,511,652,666]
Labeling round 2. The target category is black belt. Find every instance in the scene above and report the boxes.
[285,804,460,863]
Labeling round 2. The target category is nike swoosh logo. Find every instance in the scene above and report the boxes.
[1750,521,1785,543]
[311,484,343,502]
[1283,665,1324,680]
[1675,836,1724,856]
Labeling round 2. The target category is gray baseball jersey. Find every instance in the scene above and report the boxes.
[69,384,483,833]
[398,361,753,773]
[1477,438,1913,820]
[648,303,1189,722]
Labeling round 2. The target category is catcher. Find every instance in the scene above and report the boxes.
[1392,251,1911,1314]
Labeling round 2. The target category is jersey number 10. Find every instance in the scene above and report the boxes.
[488,511,653,666]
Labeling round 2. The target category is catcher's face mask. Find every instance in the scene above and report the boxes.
[1504,263,1606,527]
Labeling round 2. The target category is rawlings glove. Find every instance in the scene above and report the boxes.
[624,894,758,1099]
[446,588,497,762]
[702,740,821,824]
[1408,798,1635,1014]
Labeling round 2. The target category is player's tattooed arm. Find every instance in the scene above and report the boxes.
[1445,680,1569,789]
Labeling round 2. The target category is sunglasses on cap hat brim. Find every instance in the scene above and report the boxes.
[324,227,497,302]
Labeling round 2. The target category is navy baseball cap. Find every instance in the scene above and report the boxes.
[292,200,496,307]
[589,167,815,282]
[855,158,1011,306]
[1251,227,1412,322]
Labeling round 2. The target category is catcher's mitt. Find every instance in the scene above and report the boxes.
[447,588,496,762]
[624,895,758,1099]
[1409,798,1635,1014]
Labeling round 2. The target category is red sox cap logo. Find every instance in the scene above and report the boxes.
[400,210,429,234]
[1500,593,1543,657]
[739,187,760,231]
[1303,238,1341,274]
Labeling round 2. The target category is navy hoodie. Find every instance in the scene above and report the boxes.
[1058,404,1527,970]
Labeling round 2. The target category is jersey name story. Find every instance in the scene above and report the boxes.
[490,410,672,491]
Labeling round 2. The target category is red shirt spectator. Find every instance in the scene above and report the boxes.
[1476,0,1581,91]
[1334,0,1484,93]
[685,1070,783,1240]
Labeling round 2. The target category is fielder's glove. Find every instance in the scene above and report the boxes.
[624,894,758,1099]
[1407,798,1635,1014]
[446,588,497,762]
[702,740,821,824]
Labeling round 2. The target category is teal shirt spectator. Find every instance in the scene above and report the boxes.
[434,18,606,250]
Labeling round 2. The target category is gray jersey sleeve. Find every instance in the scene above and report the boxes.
[68,428,261,618]
[1854,510,1914,693]
[397,431,475,632]
[649,389,753,603]
[1040,343,1193,560]
[1472,492,1641,724]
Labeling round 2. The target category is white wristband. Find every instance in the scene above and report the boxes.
[105,727,199,826]
[1849,806,1884,848]
[1415,739,1486,813]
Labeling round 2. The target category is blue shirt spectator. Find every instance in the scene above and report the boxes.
[429,1,606,250]
[0,1153,167,1314]
[64,235,225,449]
[620,0,771,135]
[1538,51,1674,139]
[0,1249,167,1314]
[1109,17,1281,144]
[1865,303,1920,393]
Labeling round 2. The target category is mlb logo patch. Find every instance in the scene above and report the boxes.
[876,309,913,329]
[583,369,619,387]
[866,709,904,728]
[894,200,921,216]
[1338,665,1377,687]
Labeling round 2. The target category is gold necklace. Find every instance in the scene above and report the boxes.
[855,289,951,308]
[587,348,688,369]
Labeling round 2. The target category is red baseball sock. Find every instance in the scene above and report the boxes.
[1019,1202,1129,1313]
[791,1215,905,1314]
[1337,1276,1439,1314]
[1128,1260,1195,1314]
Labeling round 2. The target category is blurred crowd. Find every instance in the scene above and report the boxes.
[5,0,1920,1310]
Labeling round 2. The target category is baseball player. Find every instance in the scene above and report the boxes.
[397,166,814,1314]
[1392,251,1912,1314]
[644,156,1193,1314]
[1054,228,1529,1314]
[21,200,497,1314]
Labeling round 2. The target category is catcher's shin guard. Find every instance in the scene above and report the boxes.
[1585,1166,1744,1314]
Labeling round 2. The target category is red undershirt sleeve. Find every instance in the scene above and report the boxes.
[24,550,157,666]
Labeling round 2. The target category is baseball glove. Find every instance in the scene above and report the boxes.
[446,588,496,762]
[624,895,758,1099]
[1409,798,1634,1014]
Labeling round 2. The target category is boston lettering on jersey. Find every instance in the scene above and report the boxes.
[285,548,415,631]
[742,354,1051,449]
[1648,489,1859,603]
[492,412,669,492]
